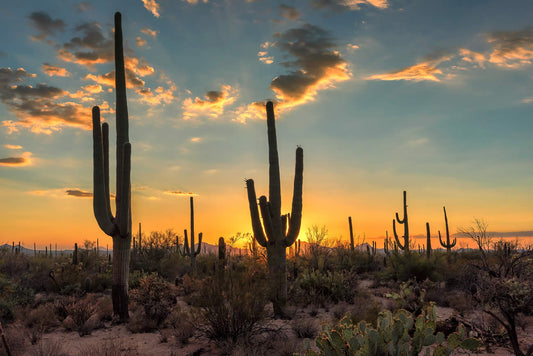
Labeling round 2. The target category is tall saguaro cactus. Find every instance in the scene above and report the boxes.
[348,216,355,251]
[92,12,132,321]
[246,101,303,317]
[393,190,410,253]
[180,196,202,270]
[438,206,456,258]
[426,222,432,259]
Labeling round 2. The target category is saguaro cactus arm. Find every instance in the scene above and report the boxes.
[92,107,115,236]
[285,146,303,246]
[392,219,405,250]
[439,206,457,249]
[246,179,269,247]
[266,101,281,219]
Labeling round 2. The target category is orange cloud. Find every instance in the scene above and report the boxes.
[269,25,351,110]
[164,190,198,197]
[41,63,71,77]
[458,48,486,68]
[142,0,160,17]
[182,85,238,120]
[4,144,22,149]
[0,152,33,167]
[234,101,267,124]
[183,0,209,4]
[487,28,533,68]
[311,0,389,11]
[137,86,176,106]
[141,28,158,37]
[136,37,147,47]
[366,54,452,82]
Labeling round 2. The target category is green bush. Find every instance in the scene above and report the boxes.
[292,270,357,306]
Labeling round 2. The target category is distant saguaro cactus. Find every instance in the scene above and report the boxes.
[73,243,78,265]
[246,101,303,317]
[393,190,410,253]
[348,216,355,251]
[426,222,432,259]
[92,12,132,321]
[438,206,456,259]
[180,196,202,270]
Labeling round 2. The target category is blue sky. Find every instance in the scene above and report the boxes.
[1,0,533,247]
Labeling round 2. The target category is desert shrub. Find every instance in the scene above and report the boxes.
[292,318,318,339]
[30,338,68,356]
[23,303,59,333]
[128,274,177,331]
[167,305,195,345]
[385,280,426,315]
[95,296,113,321]
[291,270,357,306]
[192,268,270,344]
[382,253,440,282]
[64,297,97,335]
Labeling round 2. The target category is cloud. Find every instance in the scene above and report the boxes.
[279,4,301,21]
[182,85,238,119]
[141,28,158,37]
[487,27,533,68]
[311,0,389,12]
[136,37,147,47]
[4,144,22,149]
[137,86,176,106]
[65,189,92,198]
[164,190,198,197]
[0,67,93,134]
[41,63,71,77]
[76,2,93,12]
[0,152,33,167]
[269,24,351,109]
[183,0,209,4]
[190,137,202,142]
[258,51,274,64]
[407,137,429,147]
[142,0,161,17]
[28,11,65,41]
[366,54,452,82]
[234,101,267,124]
[458,48,486,68]
[58,21,113,68]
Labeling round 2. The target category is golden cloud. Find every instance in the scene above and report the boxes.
[164,190,198,197]
[142,0,161,17]
[137,86,176,106]
[487,28,533,68]
[136,37,147,48]
[182,85,238,120]
[366,54,452,82]
[0,152,33,167]
[141,28,158,37]
[41,63,71,77]
[4,144,22,149]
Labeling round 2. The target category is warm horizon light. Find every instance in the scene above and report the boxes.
[2,0,533,249]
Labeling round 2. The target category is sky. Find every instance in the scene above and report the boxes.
[1,0,533,249]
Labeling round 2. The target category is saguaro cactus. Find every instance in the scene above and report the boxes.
[180,196,202,270]
[348,216,355,251]
[426,222,432,259]
[393,190,410,253]
[438,206,456,256]
[92,12,132,321]
[246,101,303,317]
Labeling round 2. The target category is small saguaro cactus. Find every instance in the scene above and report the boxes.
[439,206,456,264]
[426,222,432,259]
[73,243,78,265]
[180,196,202,270]
[438,206,456,253]
[348,216,355,251]
[92,12,132,321]
[246,101,303,317]
[393,190,410,253]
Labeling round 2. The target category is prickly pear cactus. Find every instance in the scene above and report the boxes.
[304,304,480,356]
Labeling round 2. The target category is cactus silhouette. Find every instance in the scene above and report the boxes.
[426,222,432,259]
[393,190,410,253]
[180,196,202,270]
[438,206,456,259]
[348,216,355,251]
[91,12,132,321]
[246,101,303,317]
